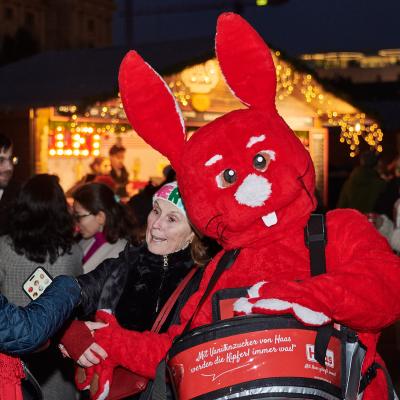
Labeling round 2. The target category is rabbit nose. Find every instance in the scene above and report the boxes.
[234,174,271,207]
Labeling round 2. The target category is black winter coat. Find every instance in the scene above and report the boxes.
[77,243,200,332]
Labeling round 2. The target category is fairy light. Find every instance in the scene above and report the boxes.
[169,80,191,107]
[48,115,131,157]
[49,55,384,159]
[271,52,384,156]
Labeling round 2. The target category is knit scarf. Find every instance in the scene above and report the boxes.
[82,231,107,264]
[0,353,25,400]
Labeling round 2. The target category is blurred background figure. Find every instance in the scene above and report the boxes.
[337,150,386,213]
[371,156,400,253]
[72,182,135,273]
[92,173,117,193]
[127,164,176,230]
[0,133,20,235]
[0,173,82,400]
[87,156,111,180]
[66,156,111,197]
[375,156,400,220]
[109,144,129,199]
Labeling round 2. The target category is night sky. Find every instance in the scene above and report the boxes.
[113,0,400,56]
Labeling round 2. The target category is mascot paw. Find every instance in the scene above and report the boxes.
[95,309,116,325]
[233,281,268,314]
[75,365,94,391]
[252,298,331,326]
[234,281,331,326]
[234,296,330,326]
[233,297,255,314]
[89,361,115,400]
[247,281,267,298]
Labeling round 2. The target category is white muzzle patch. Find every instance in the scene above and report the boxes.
[234,174,271,207]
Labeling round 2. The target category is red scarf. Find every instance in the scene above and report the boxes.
[82,231,107,264]
[0,353,25,400]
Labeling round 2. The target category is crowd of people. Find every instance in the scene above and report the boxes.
[0,132,207,399]
[1,131,400,399]
[1,128,400,400]
[337,150,400,252]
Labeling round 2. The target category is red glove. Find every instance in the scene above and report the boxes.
[60,320,95,361]
[81,311,120,400]
[74,361,115,400]
[75,365,94,391]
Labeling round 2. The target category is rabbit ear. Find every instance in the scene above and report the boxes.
[118,51,185,167]
[216,12,276,109]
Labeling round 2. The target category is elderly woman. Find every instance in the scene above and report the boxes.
[60,181,209,397]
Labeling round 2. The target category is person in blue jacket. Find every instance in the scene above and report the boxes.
[0,275,80,399]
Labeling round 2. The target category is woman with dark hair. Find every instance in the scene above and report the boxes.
[72,182,135,273]
[0,173,83,400]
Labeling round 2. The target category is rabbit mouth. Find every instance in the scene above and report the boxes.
[262,211,277,227]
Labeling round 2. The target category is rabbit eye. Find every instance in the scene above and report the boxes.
[216,169,237,188]
[253,151,272,172]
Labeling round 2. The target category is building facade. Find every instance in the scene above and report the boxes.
[0,0,115,51]
[301,49,400,83]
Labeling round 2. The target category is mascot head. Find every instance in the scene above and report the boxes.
[119,13,316,249]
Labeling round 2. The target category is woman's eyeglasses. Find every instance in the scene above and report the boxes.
[73,213,92,222]
[0,156,18,166]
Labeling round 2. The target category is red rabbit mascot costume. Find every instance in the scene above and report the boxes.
[84,12,400,400]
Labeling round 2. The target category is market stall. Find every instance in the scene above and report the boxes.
[33,52,383,203]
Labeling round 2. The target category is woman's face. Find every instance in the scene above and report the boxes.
[73,201,104,239]
[100,159,111,175]
[146,199,194,256]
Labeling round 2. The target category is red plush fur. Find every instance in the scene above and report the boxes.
[88,12,400,400]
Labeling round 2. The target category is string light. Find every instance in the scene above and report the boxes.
[168,56,383,157]
[52,51,384,159]
[272,52,384,156]
[48,115,130,157]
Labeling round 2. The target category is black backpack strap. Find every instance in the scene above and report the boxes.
[151,359,168,400]
[181,248,240,335]
[305,214,332,367]
[305,213,327,276]
[359,362,397,400]
[21,361,43,400]
[169,267,204,327]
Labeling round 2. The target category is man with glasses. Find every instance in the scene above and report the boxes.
[0,133,20,234]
